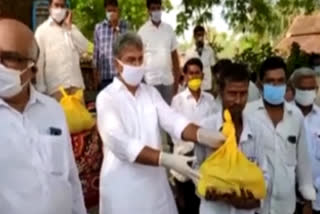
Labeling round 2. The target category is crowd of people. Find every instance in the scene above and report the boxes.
[1,0,320,214]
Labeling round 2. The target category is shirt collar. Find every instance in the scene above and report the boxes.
[183,88,204,102]
[216,110,253,144]
[256,98,294,115]
[112,77,142,95]
[0,85,45,109]
[147,20,163,28]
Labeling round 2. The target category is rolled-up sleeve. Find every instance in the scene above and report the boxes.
[96,92,145,162]
[151,87,190,140]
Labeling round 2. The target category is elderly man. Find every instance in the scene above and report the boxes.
[35,0,88,101]
[96,32,225,214]
[246,57,315,214]
[0,19,86,214]
[290,67,320,214]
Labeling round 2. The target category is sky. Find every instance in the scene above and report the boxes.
[162,0,230,42]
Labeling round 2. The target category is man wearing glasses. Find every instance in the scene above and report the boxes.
[0,19,86,214]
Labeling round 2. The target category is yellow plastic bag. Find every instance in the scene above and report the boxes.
[197,110,266,199]
[59,87,95,134]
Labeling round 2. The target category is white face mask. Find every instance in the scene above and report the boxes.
[151,10,162,23]
[51,8,67,23]
[295,89,317,106]
[0,64,30,99]
[106,12,112,20]
[117,60,145,86]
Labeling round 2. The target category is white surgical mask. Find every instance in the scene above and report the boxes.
[117,60,145,86]
[0,64,30,98]
[51,8,67,23]
[295,89,317,106]
[151,10,162,23]
[106,12,112,20]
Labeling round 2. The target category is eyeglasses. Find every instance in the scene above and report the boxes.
[0,51,36,70]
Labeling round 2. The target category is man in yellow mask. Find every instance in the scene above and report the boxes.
[171,57,217,214]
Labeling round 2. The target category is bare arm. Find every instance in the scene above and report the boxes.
[171,50,181,95]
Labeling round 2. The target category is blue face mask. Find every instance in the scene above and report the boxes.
[263,84,286,105]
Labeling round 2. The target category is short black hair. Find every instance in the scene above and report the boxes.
[183,58,203,74]
[49,0,66,6]
[213,59,232,75]
[219,63,250,90]
[104,0,118,8]
[146,0,162,9]
[193,25,205,35]
[259,56,287,81]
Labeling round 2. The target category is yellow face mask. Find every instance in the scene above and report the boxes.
[188,78,202,91]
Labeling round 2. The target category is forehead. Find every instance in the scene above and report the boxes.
[264,68,286,79]
[187,64,201,72]
[119,45,143,58]
[0,24,32,58]
[224,80,249,90]
[298,76,317,85]
[195,31,205,36]
[106,5,118,10]
[51,0,66,5]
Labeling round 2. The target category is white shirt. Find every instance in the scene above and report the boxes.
[303,105,320,211]
[245,99,315,214]
[186,45,215,90]
[248,81,261,102]
[0,86,86,214]
[35,18,88,95]
[138,20,178,86]
[96,78,190,214]
[195,111,268,214]
[170,88,217,181]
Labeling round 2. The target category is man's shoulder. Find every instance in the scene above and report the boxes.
[244,99,261,114]
[34,90,65,117]
[35,20,50,35]
[202,91,214,101]
[95,19,108,31]
[200,112,220,129]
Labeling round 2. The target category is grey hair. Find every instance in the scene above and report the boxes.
[112,32,143,58]
[290,67,317,88]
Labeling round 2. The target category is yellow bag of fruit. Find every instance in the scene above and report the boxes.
[59,87,95,134]
[197,110,266,199]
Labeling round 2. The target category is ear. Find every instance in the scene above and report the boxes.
[114,58,122,75]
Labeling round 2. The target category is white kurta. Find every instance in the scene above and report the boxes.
[96,78,190,214]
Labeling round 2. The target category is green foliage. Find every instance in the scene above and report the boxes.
[177,0,320,39]
[286,42,310,77]
[234,43,275,75]
[71,0,172,41]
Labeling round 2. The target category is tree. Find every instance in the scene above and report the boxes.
[176,0,320,40]
[71,0,172,41]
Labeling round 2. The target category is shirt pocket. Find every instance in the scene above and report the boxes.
[284,134,297,166]
[40,135,66,177]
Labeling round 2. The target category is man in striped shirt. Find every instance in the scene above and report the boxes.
[93,0,129,91]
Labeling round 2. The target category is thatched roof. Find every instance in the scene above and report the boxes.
[276,12,320,55]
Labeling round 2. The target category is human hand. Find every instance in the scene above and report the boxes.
[205,188,260,210]
[64,9,72,29]
[159,152,200,182]
[197,128,225,149]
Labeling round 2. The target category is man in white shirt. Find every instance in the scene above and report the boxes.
[245,57,316,214]
[290,67,320,214]
[138,0,181,104]
[96,32,226,214]
[212,59,260,112]
[0,18,86,214]
[195,62,268,214]
[186,26,216,92]
[171,58,217,214]
[35,0,89,101]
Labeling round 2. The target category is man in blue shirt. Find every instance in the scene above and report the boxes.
[93,0,129,91]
